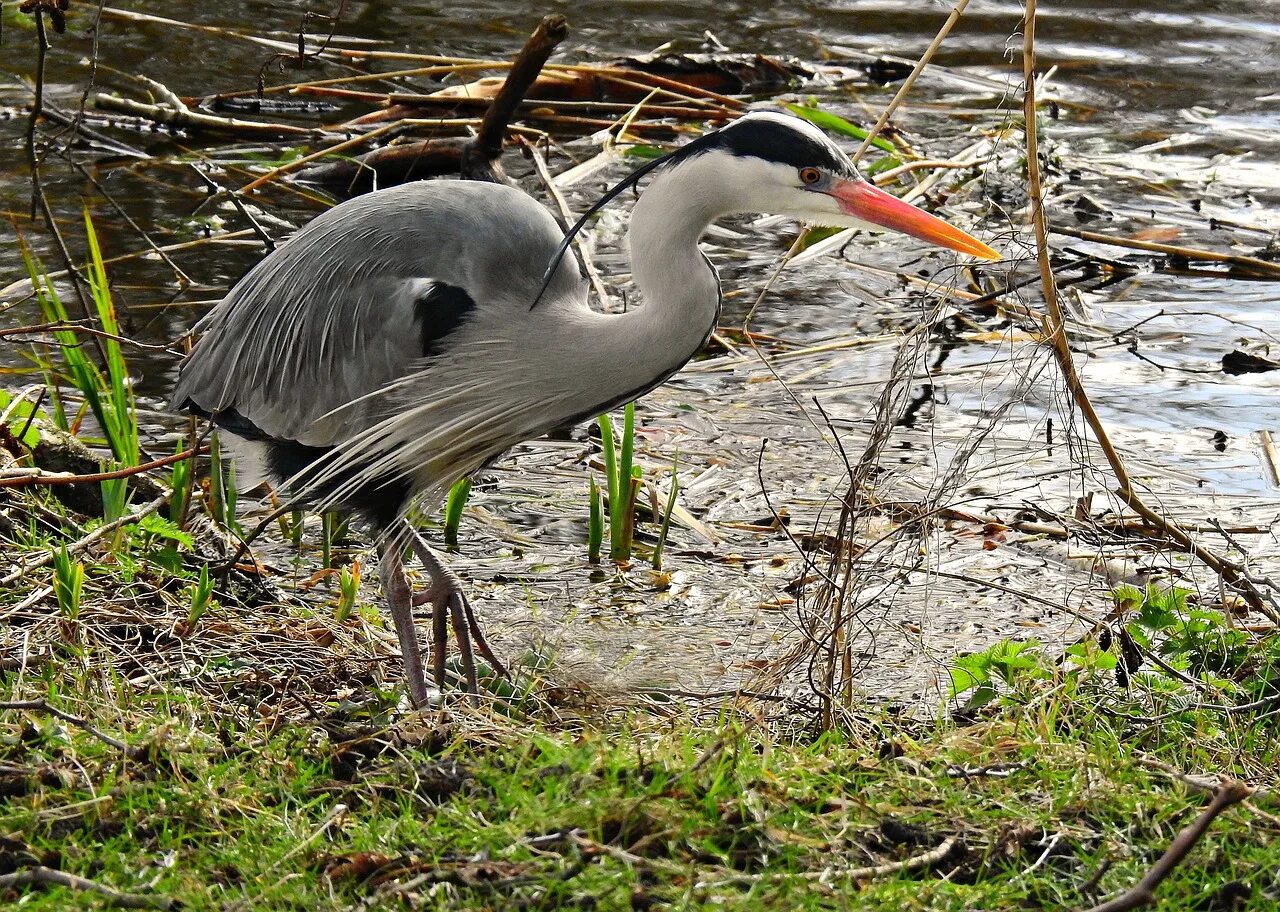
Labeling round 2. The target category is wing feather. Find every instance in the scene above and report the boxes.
[171,181,584,450]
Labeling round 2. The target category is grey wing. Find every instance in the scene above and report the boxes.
[171,181,584,447]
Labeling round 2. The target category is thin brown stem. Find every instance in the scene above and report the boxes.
[852,0,971,163]
[0,448,201,488]
[1021,0,1276,620]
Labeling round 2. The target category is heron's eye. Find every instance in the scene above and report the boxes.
[799,167,823,186]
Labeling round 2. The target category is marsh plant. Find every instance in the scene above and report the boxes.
[23,212,139,531]
[185,563,215,629]
[596,402,641,562]
[335,562,360,623]
[207,433,240,534]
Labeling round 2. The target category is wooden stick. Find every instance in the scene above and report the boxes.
[465,15,569,177]
[0,865,172,909]
[0,699,132,753]
[0,448,201,488]
[1082,782,1252,912]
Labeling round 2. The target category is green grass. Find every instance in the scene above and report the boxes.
[1,679,1276,911]
[1,454,1277,910]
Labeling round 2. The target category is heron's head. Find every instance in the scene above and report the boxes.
[664,111,997,259]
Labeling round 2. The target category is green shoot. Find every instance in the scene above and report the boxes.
[207,433,240,533]
[82,209,138,467]
[186,563,214,628]
[22,215,139,536]
[24,214,140,465]
[321,511,348,570]
[598,410,619,515]
[51,545,84,621]
[291,510,305,549]
[587,476,603,564]
[100,476,129,526]
[651,452,679,571]
[444,476,472,547]
[335,562,360,623]
[596,402,643,562]
[169,438,192,530]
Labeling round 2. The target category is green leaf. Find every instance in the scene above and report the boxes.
[965,684,999,710]
[1112,583,1144,612]
[139,513,195,549]
[947,658,988,698]
[622,144,666,160]
[0,390,44,447]
[785,103,898,154]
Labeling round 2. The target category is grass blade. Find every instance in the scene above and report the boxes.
[444,476,472,547]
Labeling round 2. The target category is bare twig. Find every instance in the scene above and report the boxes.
[23,5,104,361]
[0,698,131,753]
[1081,781,1252,912]
[0,866,172,909]
[520,136,612,309]
[463,15,569,180]
[1020,0,1277,621]
[704,835,960,887]
[0,447,200,488]
[1052,226,1280,280]
[852,0,971,163]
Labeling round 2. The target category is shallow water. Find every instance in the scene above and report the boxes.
[1,1,1277,700]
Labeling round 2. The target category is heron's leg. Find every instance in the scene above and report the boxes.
[406,528,509,683]
[378,536,431,709]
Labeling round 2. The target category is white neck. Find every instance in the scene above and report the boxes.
[573,156,738,406]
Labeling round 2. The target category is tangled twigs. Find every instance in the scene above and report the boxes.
[289,16,568,194]
[1080,780,1253,912]
[0,493,168,587]
[1020,0,1278,622]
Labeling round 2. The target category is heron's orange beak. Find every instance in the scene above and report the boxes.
[828,178,999,260]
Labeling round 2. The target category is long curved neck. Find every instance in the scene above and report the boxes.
[578,159,726,403]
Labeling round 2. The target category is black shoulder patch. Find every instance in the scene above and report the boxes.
[416,281,476,358]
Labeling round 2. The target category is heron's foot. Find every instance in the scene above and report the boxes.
[416,580,509,706]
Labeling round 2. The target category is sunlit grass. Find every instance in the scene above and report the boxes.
[0,683,1275,911]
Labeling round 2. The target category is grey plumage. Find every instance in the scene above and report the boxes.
[174,180,583,451]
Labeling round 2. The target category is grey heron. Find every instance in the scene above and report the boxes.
[172,111,997,708]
